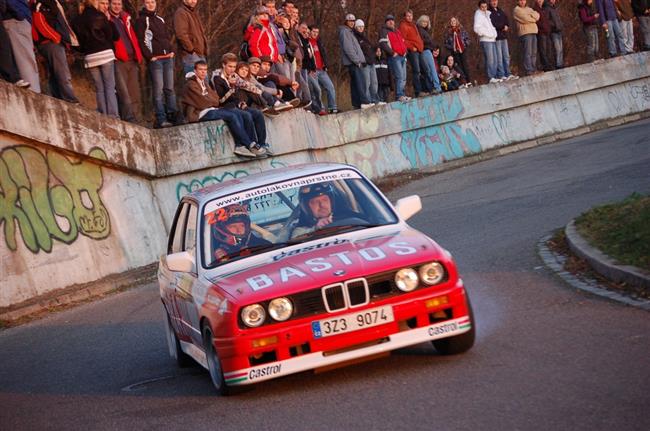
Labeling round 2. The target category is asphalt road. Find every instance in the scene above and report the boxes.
[1,120,649,430]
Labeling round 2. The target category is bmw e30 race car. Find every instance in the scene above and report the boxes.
[159,163,475,394]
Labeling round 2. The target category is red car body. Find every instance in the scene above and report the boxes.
[159,163,475,393]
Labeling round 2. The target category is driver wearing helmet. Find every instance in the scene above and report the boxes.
[211,203,271,263]
[289,182,351,239]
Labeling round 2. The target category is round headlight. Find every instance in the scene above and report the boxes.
[241,304,266,327]
[395,268,419,292]
[419,262,445,285]
[268,297,293,321]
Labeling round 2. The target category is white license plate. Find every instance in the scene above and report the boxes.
[311,306,394,339]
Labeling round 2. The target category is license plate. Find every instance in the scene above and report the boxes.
[311,306,394,339]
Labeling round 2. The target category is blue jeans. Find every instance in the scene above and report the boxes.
[238,108,267,146]
[315,70,337,110]
[520,34,537,75]
[480,41,497,80]
[307,72,323,112]
[584,26,599,61]
[619,19,634,53]
[494,39,511,79]
[347,64,370,107]
[200,108,252,148]
[88,60,118,117]
[420,49,442,92]
[149,58,177,124]
[406,51,423,95]
[388,55,407,98]
[550,33,564,67]
[38,42,77,102]
[605,19,625,56]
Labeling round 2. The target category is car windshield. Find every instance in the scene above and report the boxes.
[201,169,398,269]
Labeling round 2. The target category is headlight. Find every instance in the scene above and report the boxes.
[419,262,445,285]
[241,304,266,327]
[268,297,293,321]
[395,268,419,292]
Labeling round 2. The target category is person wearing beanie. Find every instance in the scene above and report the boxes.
[338,12,372,108]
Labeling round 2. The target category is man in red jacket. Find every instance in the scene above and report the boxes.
[109,0,142,122]
[399,9,426,97]
[31,0,78,101]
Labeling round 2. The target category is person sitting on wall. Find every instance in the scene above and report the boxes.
[210,203,271,264]
[181,60,266,158]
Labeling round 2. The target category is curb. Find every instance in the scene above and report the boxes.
[0,263,158,324]
[565,220,650,289]
[537,235,650,311]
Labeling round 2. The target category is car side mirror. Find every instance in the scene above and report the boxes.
[394,195,422,221]
[166,251,196,273]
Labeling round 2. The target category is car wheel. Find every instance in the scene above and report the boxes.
[432,294,476,355]
[202,324,231,396]
[164,307,193,368]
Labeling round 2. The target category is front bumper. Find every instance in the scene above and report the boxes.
[223,315,471,385]
[219,281,472,386]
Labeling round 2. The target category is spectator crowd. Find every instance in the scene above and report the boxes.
[1,0,650,156]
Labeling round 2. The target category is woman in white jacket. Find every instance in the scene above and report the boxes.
[473,0,499,83]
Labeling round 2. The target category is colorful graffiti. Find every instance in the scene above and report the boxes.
[202,123,229,157]
[393,94,482,168]
[175,159,288,201]
[0,146,110,253]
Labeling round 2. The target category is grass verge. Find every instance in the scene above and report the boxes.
[574,193,650,271]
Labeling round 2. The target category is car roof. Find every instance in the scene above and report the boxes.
[184,162,361,205]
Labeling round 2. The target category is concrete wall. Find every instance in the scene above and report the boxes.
[1,53,649,308]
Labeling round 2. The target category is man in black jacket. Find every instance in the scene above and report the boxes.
[134,0,178,128]
[489,0,518,80]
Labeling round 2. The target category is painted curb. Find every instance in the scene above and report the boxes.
[537,235,650,311]
[565,220,650,289]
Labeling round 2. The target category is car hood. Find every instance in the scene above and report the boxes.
[206,225,452,305]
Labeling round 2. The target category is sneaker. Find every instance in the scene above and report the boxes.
[299,100,312,109]
[262,145,274,156]
[419,91,431,97]
[506,74,519,80]
[431,89,443,95]
[398,96,411,102]
[489,78,501,84]
[328,108,339,114]
[250,145,267,157]
[377,101,387,105]
[14,79,30,88]
[233,146,256,158]
[262,107,280,117]
[318,110,327,116]
[360,103,374,109]
[288,98,301,108]
[158,120,173,128]
[273,101,293,112]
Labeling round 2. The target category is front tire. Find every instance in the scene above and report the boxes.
[164,306,193,367]
[432,293,476,355]
[202,324,231,396]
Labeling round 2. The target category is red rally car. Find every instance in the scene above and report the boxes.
[159,163,475,394]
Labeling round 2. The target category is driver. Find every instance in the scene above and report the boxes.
[290,182,347,239]
[211,203,271,263]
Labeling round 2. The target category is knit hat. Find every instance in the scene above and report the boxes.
[354,19,364,28]
[385,14,395,22]
[345,13,355,21]
[255,6,269,15]
[248,57,262,65]
[259,55,273,64]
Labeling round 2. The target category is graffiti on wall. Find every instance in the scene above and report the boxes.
[175,159,288,201]
[202,123,229,158]
[394,94,482,168]
[0,146,110,253]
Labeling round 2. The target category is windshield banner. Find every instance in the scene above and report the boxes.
[204,170,361,215]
